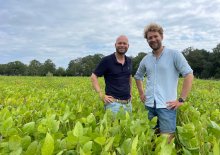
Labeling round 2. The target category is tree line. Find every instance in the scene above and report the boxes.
[0,43,220,79]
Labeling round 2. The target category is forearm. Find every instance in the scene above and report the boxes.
[129,75,132,97]
[91,73,102,93]
[180,73,194,100]
[91,73,105,101]
[135,79,144,96]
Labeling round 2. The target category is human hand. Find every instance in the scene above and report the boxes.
[130,94,132,101]
[103,95,114,104]
[166,100,183,110]
[99,92,114,104]
[140,94,146,103]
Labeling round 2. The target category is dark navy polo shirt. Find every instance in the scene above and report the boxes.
[93,53,132,100]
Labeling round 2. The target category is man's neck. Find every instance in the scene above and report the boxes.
[115,52,125,64]
[153,46,164,58]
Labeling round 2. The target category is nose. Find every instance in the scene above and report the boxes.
[150,37,157,42]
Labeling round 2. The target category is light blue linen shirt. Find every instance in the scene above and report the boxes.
[134,47,193,108]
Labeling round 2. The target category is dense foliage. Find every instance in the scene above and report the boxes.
[0,77,219,154]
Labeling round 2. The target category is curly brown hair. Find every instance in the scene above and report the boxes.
[144,23,163,39]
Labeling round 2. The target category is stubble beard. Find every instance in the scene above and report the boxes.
[149,41,162,51]
[116,48,127,55]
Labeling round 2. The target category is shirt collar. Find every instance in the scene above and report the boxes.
[151,46,166,59]
[112,52,127,64]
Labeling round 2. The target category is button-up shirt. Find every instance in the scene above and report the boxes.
[134,47,193,108]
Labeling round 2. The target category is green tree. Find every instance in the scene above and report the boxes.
[212,43,220,78]
[55,67,66,76]
[66,54,104,76]
[182,48,210,78]
[41,59,56,76]
[0,64,7,75]
[66,59,81,76]
[28,60,42,76]
[5,61,27,75]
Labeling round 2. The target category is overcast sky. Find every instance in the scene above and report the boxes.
[1,0,220,68]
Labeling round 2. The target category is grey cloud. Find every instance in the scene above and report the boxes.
[1,0,220,68]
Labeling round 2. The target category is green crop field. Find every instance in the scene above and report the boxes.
[0,76,219,155]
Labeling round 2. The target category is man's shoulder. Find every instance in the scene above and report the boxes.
[142,53,151,61]
[101,53,114,61]
[163,47,172,51]
[164,47,186,62]
[163,48,182,58]
[125,55,132,61]
[164,47,179,54]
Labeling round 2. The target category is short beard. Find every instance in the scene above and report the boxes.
[116,48,127,55]
[149,42,162,51]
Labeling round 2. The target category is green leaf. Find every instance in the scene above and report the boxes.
[0,108,11,121]
[125,112,130,121]
[56,150,65,155]
[9,135,21,151]
[94,137,106,146]
[213,138,220,155]
[9,147,22,155]
[121,138,132,154]
[49,119,60,133]
[87,113,96,124]
[66,133,78,149]
[37,118,60,134]
[183,147,192,155]
[131,135,138,154]
[104,137,115,152]
[41,133,54,155]
[78,104,82,112]
[25,141,39,155]
[73,121,83,137]
[0,117,15,136]
[22,122,35,134]
[80,147,85,155]
[208,121,220,138]
[21,136,32,150]
[0,142,8,148]
[79,136,91,145]
[83,141,93,152]
[160,140,173,155]
[60,106,71,122]
[100,124,104,134]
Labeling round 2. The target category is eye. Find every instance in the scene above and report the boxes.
[118,42,127,45]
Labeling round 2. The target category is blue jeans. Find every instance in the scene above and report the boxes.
[105,101,132,114]
[145,106,176,133]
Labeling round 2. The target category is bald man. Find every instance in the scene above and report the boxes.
[91,35,132,114]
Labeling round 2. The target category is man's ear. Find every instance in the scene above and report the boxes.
[161,34,163,40]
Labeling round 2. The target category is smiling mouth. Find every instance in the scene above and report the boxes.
[150,43,157,46]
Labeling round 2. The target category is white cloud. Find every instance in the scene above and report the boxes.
[0,0,220,68]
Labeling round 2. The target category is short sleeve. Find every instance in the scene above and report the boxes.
[93,57,108,77]
[134,56,147,80]
[174,52,193,77]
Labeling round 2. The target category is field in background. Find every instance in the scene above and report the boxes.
[0,76,219,155]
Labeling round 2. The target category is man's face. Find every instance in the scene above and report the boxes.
[115,37,129,55]
[147,31,163,51]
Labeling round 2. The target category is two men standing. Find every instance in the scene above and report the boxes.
[91,23,193,141]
